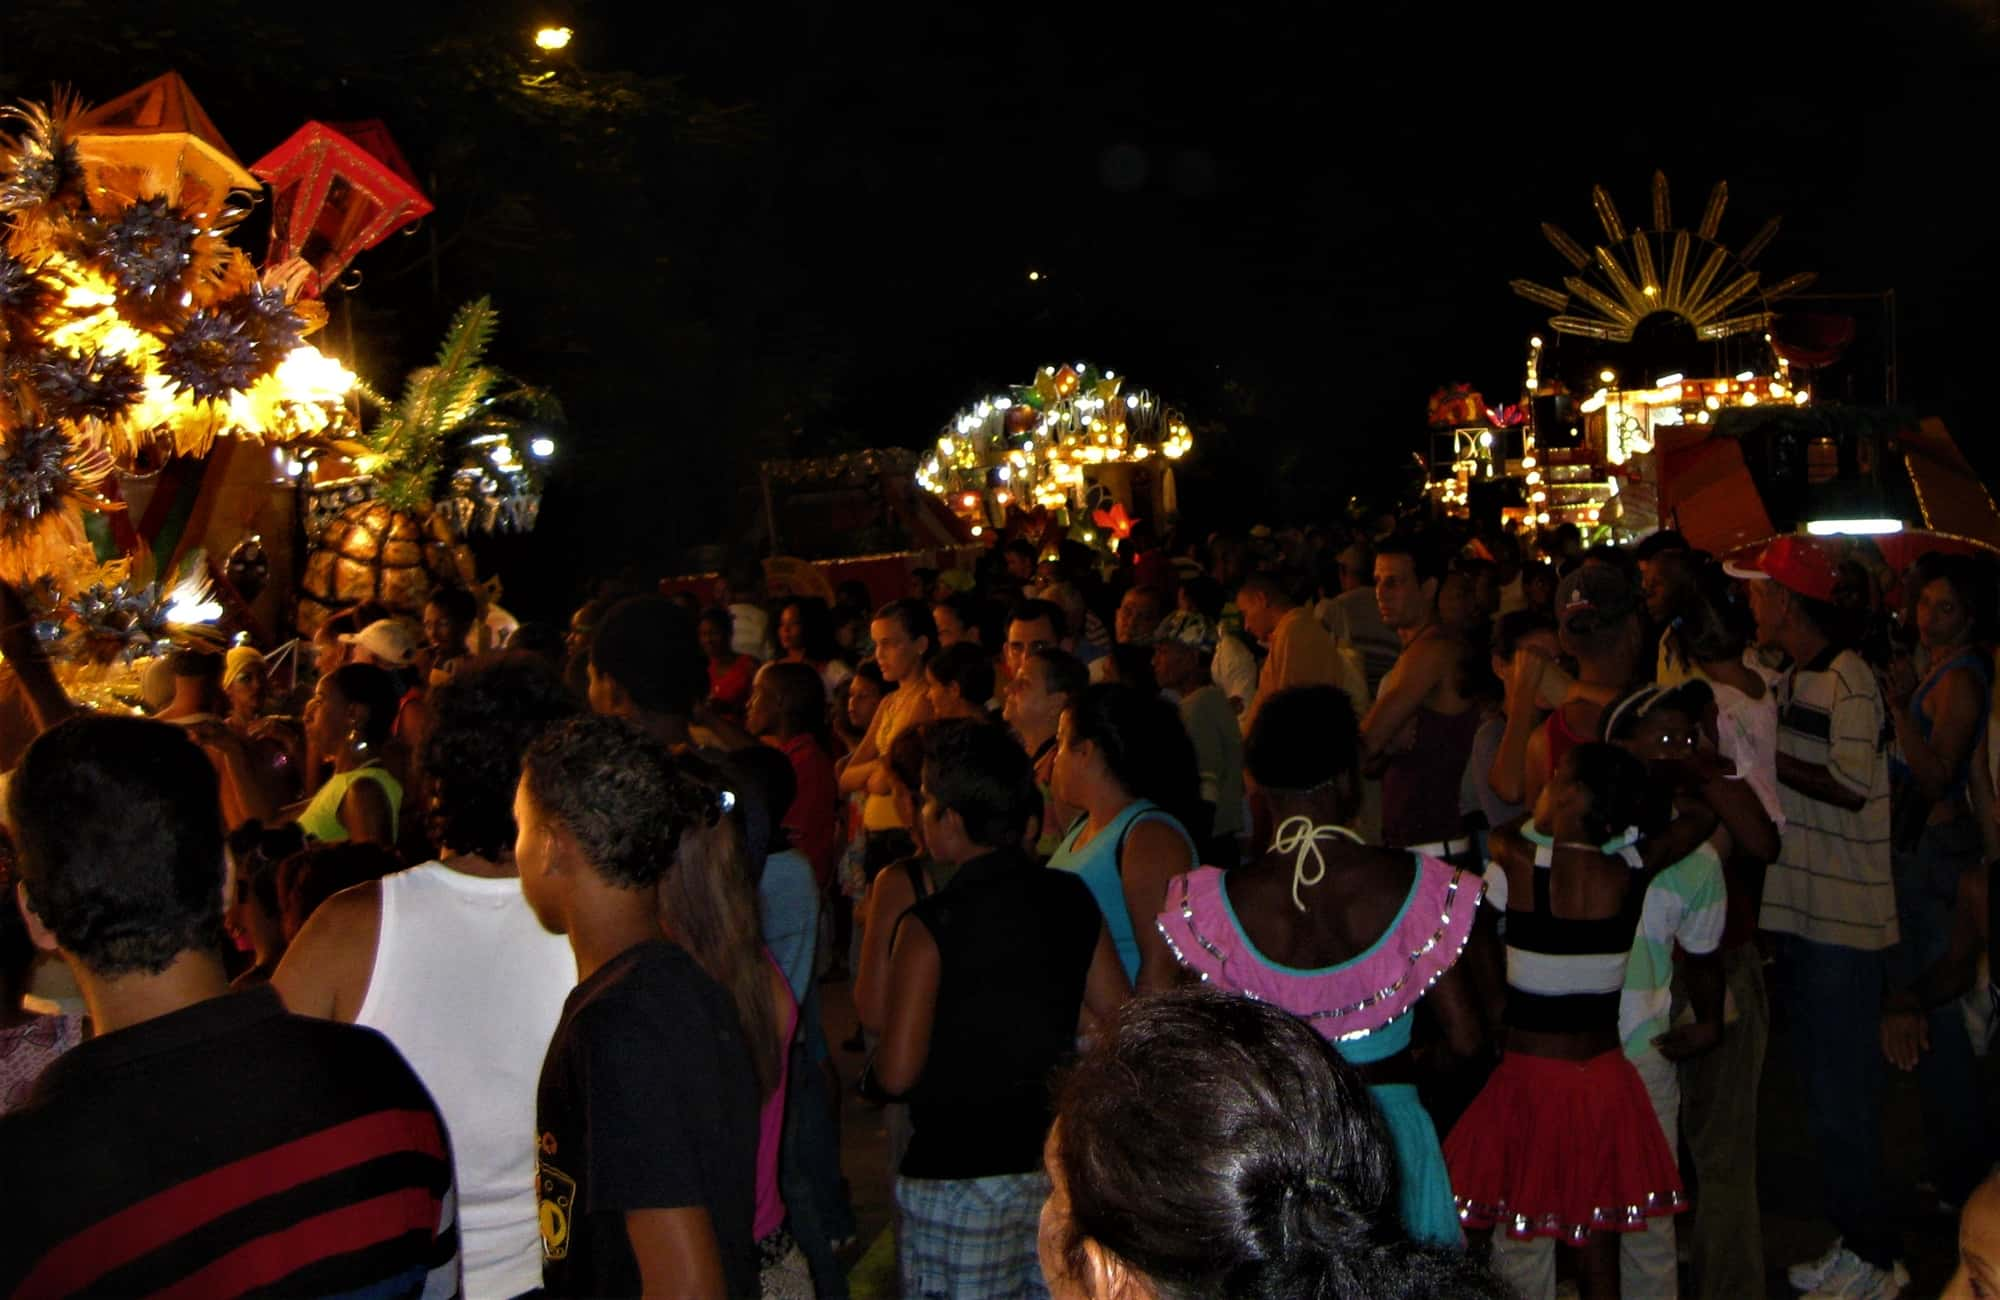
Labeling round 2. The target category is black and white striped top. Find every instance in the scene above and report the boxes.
[1485,845,1646,1034]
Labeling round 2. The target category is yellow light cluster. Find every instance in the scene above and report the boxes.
[39,255,358,456]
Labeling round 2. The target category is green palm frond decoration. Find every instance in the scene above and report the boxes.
[369,296,501,511]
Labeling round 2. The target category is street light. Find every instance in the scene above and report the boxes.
[535,26,573,51]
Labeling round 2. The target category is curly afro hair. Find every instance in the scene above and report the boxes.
[521,714,721,890]
[421,652,582,859]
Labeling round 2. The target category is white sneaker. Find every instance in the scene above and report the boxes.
[1788,1239,1846,1291]
[1800,1250,1908,1300]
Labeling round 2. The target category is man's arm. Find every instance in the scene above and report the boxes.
[1361,637,1449,761]
[1775,752,1866,812]
[625,1207,726,1300]
[1486,649,1546,807]
[852,867,916,1034]
[871,914,941,1096]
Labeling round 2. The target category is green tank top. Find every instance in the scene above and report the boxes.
[296,765,403,843]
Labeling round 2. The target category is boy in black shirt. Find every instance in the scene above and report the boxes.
[515,714,759,1299]
[0,715,459,1297]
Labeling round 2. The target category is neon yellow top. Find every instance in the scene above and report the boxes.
[296,765,403,843]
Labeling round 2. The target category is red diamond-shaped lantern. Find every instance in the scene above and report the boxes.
[251,120,433,297]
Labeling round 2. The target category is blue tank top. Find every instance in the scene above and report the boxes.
[1891,649,1991,801]
[1048,799,1196,981]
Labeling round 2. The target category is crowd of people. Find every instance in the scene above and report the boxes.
[1,512,1997,1300]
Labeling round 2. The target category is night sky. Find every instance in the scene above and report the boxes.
[10,0,1999,617]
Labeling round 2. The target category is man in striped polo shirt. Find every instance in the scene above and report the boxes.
[1733,536,1905,1300]
[0,715,460,1298]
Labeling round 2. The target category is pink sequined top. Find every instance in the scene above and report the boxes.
[0,1013,83,1114]
[1156,857,1480,1053]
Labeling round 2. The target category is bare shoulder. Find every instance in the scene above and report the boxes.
[271,879,385,1020]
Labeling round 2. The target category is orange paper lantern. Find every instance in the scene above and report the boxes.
[251,121,434,297]
[72,72,259,220]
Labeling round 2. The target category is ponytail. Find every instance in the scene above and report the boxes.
[657,797,785,1098]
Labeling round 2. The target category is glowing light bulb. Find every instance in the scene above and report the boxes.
[1520,456,1536,469]
[1537,512,1551,525]
[1027,270,1041,281]
[1655,373,1684,387]
[1599,369,1617,384]
[1643,285,1657,297]
[1736,370,1756,382]
[285,458,305,477]
[1530,337,1543,349]
[970,525,984,536]
[1478,431,1494,448]
[535,26,573,50]
[529,436,556,459]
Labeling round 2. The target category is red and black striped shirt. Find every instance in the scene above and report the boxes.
[0,984,460,1298]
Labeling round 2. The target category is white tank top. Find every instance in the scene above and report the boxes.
[357,862,576,1300]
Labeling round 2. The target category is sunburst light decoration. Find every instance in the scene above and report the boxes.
[1511,172,1816,345]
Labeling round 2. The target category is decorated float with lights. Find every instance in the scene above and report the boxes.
[917,359,1192,551]
[1468,172,1817,539]
[1423,172,2000,567]
[0,71,555,709]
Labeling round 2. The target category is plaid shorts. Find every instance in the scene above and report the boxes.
[894,1171,1051,1300]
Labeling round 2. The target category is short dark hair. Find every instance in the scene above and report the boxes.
[1053,990,1509,1300]
[1180,575,1225,623]
[1373,534,1445,584]
[1244,685,1360,792]
[922,718,1036,850]
[758,660,829,742]
[1063,683,1200,830]
[1492,609,1558,660]
[1008,598,1068,642]
[278,841,401,934]
[426,585,479,627]
[697,606,734,637]
[873,597,938,653]
[423,653,582,859]
[1563,741,1665,839]
[1029,646,1089,702]
[11,716,227,975]
[590,596,706,718]
[1632,529,1690,563]
[328,662,401,748]
[1123,584,1168,615]
[926,641,995,707]
[522,715,718,889]
[1236,570,1301,608]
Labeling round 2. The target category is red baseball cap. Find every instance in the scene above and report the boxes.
[1722,534,1843,602]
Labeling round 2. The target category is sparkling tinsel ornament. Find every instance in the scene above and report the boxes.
[229,283,305,364]
[0,423,84,523]
[29,348,145,423]
[0,251,59,345]
[0,96,83,214]
[97,195,198,307]
[158,307,259,400]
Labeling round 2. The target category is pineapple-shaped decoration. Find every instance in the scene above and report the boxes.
[297,297,556,633]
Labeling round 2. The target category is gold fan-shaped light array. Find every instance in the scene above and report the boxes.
[1510,172,1816,344]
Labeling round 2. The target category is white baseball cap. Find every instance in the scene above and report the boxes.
[340,619,420,668]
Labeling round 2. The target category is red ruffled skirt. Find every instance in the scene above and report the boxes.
[1443,1049,1685,1244]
